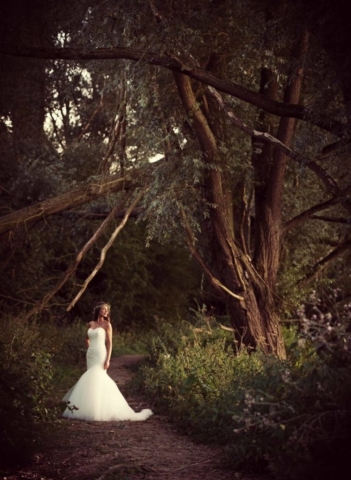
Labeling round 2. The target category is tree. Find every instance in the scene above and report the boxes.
[1,0,350,358]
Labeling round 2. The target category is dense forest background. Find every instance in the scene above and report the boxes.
[1,0,351,478]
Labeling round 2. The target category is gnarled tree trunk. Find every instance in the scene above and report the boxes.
[174,70,286,357]
[174,30,308,358]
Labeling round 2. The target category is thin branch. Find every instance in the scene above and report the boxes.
[207,86,340,196]
[1,45,345,136]
[52,206,144,220]
[310,215,351,224]
[100,78,127,173]
[319,139,351,160]
[284,184,351,232]
[0,185,13,197]
[100,116,122,173]
[298,239,351,286]
[67,188,147,311]
[21,191,134,322]
[284,198,339,232]
[148,0,168,25]
[268,29,309,219]
[179,206,244,301]
[77,101,103,143]
[48,106,66,151]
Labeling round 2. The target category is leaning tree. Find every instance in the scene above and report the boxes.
[1,0,351,358]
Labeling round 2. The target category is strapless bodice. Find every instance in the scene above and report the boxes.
[87,328,106,370]
[88,327,106,345]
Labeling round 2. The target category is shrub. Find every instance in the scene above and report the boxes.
[112,330,151,356]
[134,314,351,479]
[41,318,88,366]
[0,317,55,467]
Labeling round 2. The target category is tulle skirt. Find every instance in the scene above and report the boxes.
[62,364,153,422]
[62,331,153,422]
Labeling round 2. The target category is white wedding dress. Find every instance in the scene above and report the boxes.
[62,327,153,422]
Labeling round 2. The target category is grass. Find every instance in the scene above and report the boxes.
[112,331,153,356]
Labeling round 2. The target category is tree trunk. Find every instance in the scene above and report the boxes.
[174,71,286,358]
[254,30,308,290]
[226,287,286,359]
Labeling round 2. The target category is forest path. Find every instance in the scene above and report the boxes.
[6,355,263,480]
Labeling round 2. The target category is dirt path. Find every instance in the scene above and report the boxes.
[3,356,261,480]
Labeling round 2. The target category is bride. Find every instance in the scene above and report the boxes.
[62,302,153,422]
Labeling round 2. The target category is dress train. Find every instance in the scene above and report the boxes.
[62,327,153,422]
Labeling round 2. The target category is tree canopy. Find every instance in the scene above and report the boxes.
[1,0,351,356]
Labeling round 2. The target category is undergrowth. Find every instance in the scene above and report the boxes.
[0,315,148,470]
[2,302,350,480]
[0,317,56,467]
[133,313,351,480]
[112,331,150,356]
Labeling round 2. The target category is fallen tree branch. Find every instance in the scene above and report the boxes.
[0,164,153,238]
[51,206,144,220]
[67,188,147,311]
[21,191,134,322]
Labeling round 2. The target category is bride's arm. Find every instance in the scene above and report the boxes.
[104,322,113,370]
[86,322,91,348]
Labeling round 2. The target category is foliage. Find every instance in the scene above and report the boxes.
[1,5,351,467]
[0,317,55,467]
[1,0,351,357]
[134,309,351,479]
[40,318,88,366]
[0,315,101,469]
[112,331,150,356]
[0,216,201,331]
[85,219,201,330]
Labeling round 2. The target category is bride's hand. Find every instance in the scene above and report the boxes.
[104,360,110,370]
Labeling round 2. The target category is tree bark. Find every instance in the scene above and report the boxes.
[174,71,286,358]
[0,171,142,238]
[253,32,308,292]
